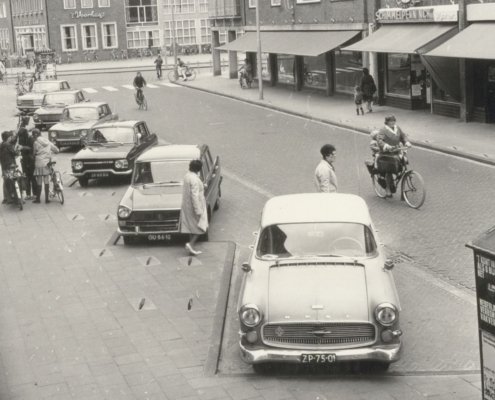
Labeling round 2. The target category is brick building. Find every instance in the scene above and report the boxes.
[10,0,48,56]
[124,0,161,55]
[0,0,13,55]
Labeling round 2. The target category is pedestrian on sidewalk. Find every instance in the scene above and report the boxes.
[314,144,338,193]
[154,54,163,79]
[354,86,364,116]
[17,117,37,200]
[180,159,208,256]
[360,68,377,113]
[0,131,17,204]
[32,129,59,204]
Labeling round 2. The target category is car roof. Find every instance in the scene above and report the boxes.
[92,120,141,129]
[137,144,202,162]
[261,193,372,228]
[43,89,81,95]
[66,102,107,109]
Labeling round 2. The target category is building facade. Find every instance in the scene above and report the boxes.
[0,0,13,54]
[125,0,161,54]
[10,0,48,56]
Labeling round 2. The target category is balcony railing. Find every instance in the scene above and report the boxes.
[208,0,241,18]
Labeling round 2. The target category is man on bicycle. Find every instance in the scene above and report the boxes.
[133,71,147,103]
[177,58,188,81]
[376,115,411,198]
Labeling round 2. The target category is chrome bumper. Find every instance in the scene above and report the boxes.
[239,342,401,364]
[72,169,132,177]
[117,228,180,236]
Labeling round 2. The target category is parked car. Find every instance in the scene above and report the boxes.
[48,102,118,149]
[32,90,87,130]
[71,120,158,187]
[238,193,402,372]
[117,144,222,245]
[16,79,70,114]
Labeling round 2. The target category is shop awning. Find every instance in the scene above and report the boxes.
[343,24,457,54]
[425,23,495,59]
[218,31,359,57]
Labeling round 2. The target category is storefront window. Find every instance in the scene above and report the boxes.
[277,54,294,85]
[82,24,98,50]
[102,23,117,48]
[430,58,460,103]
[303,54,327,89]
[335,50,362,94]
[261,53,270,82]
[386,53,411,97]
[61,25,77,51]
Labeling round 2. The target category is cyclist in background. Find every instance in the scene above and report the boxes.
[133,71,147,103]
[177,58,188,81]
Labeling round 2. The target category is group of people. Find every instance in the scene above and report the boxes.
[153,54,190,81]
[314,115,411,198]
[354,68,377,116]
[0,118,59,205]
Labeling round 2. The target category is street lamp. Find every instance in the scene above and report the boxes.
[256,0,263,100]
[171,0,178,67]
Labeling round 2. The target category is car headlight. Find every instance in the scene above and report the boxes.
[118,205,131,219]
[239,304,262,327]
[115,159,129,169]
[375,303,398,327]
[49,131,57,138]
[33,113,40,122]
[80,130,89,137]
[72,161,83,171]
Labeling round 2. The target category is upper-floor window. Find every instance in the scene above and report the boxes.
[98,0,110,6]
[125,0,158,24]
[198,0,207,12]
[81,0,94,7]
[163,0,194,14]
[248,0,255,8]
[295,0,321,3]
[0,2,6,18]
[271,0,281,5]
[64,0,76,9]
[101,22,117,48]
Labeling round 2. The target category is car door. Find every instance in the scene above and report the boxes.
[127,123,150,165]
[201,147,221,213]
[77,91,85,103]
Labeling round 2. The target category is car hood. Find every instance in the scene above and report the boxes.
[129,186,183,210]
[51,120,97,131]
[75,145,134,160]
[18,93,43,101]
[267,263,369,322]
[36,106,64,115]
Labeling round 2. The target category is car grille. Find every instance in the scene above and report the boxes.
[122,210,180,233]
[41,114,62,122]
[82,160,115,170]
[20,100,34,106]
[262,322,376,347]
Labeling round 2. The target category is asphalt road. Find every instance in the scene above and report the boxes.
[24,71,493,377]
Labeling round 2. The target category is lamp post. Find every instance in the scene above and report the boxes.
[256,0,263,100]
[171,0,178,67]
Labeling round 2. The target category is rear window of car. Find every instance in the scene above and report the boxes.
[256,222,377,258]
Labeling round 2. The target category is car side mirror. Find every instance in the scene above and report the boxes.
[384,259,394,270]
[241,262,251,272]
[136,133,142,144]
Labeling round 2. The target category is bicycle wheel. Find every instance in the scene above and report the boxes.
[188,69,196,81]
[168,70,178,82]
[372,174,387,198]
[142,97,148,111]
[14,181,23,210]
[55,172,64,204]
[401,170,426,209]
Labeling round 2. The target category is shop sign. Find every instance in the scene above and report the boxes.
[376,5,458,23]
[71,10,105,19]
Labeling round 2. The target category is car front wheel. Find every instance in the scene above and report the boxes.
[78,177,89,187]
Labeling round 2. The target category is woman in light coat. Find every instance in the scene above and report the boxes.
[180,159,208,255]
[32,129,59,203]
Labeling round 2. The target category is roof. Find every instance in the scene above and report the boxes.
[92,120,141,129]
[67,102,107,109]
[137,144,201,162]
[43,89,81,95]
[261,193,372,228]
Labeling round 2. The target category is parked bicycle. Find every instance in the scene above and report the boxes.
[168,66,196,82]
[4,164,25,211]
[47,160,64,204]
[365,147,426,209]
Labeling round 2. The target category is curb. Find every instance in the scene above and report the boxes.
[177,82,495,167]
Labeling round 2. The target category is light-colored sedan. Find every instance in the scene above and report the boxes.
[238,193,402,372]
[16,79,70,114]
[33,90,87,130]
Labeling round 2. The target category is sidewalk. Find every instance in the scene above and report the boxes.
[181,74,495,166]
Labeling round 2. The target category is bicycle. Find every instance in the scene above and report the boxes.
[5,164,25,211]
[134,87,148,110]
[47,161,64,204]
[365,147,426,209]
[168,66,196,83]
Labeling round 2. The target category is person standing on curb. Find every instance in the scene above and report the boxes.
[360,68,377,113]
[314,144,338,193]
[0,131,17,204]
[17,116,37,200]
[180,159,208,256]
[32,129,59,204]
[154,54,163,79]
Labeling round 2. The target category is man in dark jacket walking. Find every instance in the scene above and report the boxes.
[360,68,377,113]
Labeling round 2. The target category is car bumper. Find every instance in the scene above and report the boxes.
[17,106,39,114]
[239,342,402,364]
[53,138,82,147]
[72,169,132,177]
[117,228,180,236]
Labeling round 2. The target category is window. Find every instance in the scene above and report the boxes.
[81,0,93,7]
[198,0,207,12]
[63,0,76,9]
[335,50,362,94]
[271,0,281,5]
[125,0,158,24]
[386,53,411,97]
[163,20,195,45]
[200,19,210,44]
[0,2,6,18]
[163,0,195,14]
[303,54,327,90]
[296,0,321,3]
[248,0,255,8]
[277,54,295,85]
[98,0,110,6]
[0,28,9,50]
[101,22,117,48]
[81,24,98,49]
[127,30,159,48]
[61,25,77,51]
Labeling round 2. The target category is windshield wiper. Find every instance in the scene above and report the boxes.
[316,254,346,258]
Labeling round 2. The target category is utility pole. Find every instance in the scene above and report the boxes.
[171,0,178,67]
[255,0,263,100]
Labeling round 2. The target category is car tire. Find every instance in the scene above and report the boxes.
[252,363,273,374]
[361,361,390,373]
[78,177,89,187]
[123,236,137,245]
[213,197,220,211]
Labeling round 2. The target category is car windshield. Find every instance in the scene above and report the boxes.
[32,82,61,92]
[133,161,189,185]
[43,93,77,106]
[88,127,134,144]
[63,107,98,120]
[256,223,377,258]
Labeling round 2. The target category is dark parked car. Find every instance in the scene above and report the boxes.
[71,120,158,187]
[33,90,87,130]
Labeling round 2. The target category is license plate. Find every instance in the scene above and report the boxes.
[90,172,109,178]
[147,234,172,241]
[301,354,336,364]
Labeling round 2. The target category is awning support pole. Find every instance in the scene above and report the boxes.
[256,0,263,100]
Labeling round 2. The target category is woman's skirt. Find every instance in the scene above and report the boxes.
[34,166,50,176]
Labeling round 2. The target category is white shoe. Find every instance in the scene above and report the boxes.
[185,243,202,256]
